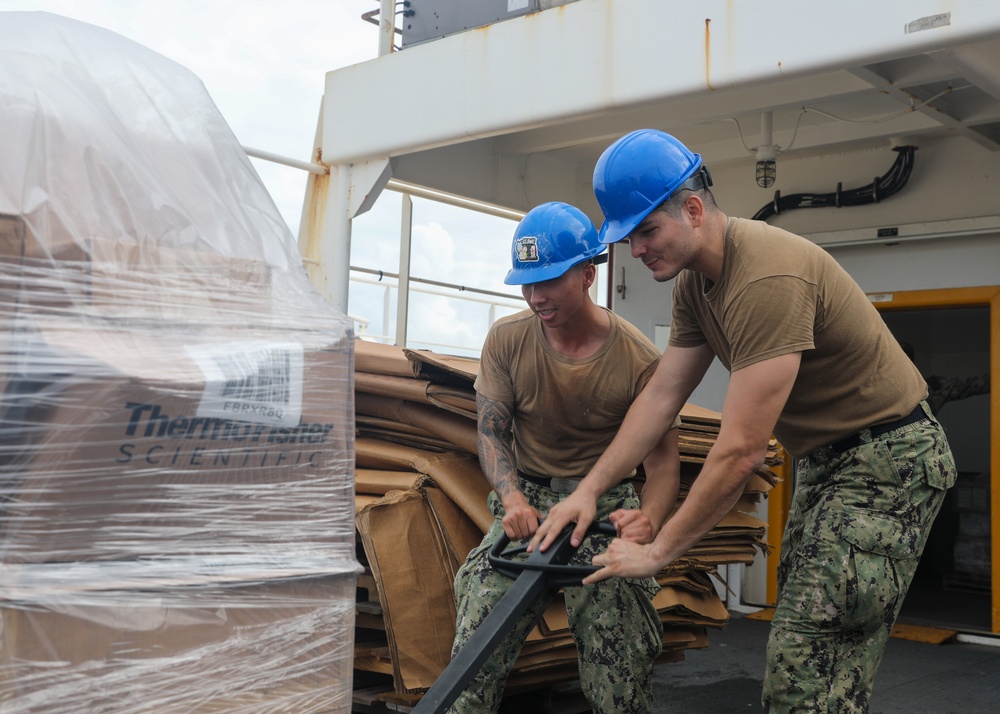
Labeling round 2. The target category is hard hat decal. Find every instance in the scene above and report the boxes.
[514,236,539,262]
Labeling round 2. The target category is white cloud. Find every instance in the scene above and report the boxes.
[0,0,379,234]
[411,222,456,278]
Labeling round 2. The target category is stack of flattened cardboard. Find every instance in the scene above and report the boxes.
[352,340,778,706]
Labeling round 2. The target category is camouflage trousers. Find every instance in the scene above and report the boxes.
[446,479,663,714]
[764,402,956,713]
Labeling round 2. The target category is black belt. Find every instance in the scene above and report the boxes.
[518,471,579,494]
[829,404,928,454]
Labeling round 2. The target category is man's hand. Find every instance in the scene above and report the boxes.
[609,508,654,544]
[527,489,598,552]
[584,537,662,585]
[501,491,542,541]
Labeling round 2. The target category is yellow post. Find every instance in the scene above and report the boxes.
[766,450,792,606]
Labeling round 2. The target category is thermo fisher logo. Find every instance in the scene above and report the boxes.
[186,341,305,427]
[116,402,335,468]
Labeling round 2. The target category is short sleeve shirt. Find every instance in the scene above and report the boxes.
[669,218,926,457]
[475,308,669,479]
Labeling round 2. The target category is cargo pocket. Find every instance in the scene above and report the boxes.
[838,510,917,632]
[917,448,958,491]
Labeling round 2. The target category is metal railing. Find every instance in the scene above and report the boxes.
[350,268,522,355]
[244,144,525,356]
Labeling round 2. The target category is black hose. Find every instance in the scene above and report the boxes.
[752,146,916,222]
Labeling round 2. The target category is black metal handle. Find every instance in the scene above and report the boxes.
[487,521,618,587]
[412,519,621,713]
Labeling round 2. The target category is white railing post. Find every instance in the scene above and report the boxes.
[379,0,395,55]
[396,194,413,347]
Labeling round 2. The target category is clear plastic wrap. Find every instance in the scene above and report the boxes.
[1,12,358,712]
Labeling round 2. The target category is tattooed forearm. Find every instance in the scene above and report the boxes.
[476,392,519,499]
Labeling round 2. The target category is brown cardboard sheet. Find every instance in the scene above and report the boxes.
[357,415,443,440]
[356,469,426,495]
[425,386,477,418]
[538,599,570,637]
[423,485,483,576]
[685,552,759,567]
[404,347,479,384]
[654,649,688,665]
[355,371,434,402]
[692,537,763,552]
[355,339,419,379]
[356,429,458,453]
[709,509,769,538]
[354,342,477,418]
[355,439,492,534]
[678,402,723,425]
[356,494,382,511]
[356,489,456,693]
[653,585,731,627]
[356,393,478,454]
[660,626,705,648]
[355,371,476,421]
[658,569,717,594]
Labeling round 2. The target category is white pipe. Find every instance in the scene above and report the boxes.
[239,147,522,222]
[379,0,395,56]
[351,272,522,309]
[386,179,525,222]
[330,165,352,313]
[396,194,413,347]
[243,145,327,175]
[382,284,391,343]
[761,111,773,148]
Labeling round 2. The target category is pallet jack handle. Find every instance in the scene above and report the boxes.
[411,521,618,714]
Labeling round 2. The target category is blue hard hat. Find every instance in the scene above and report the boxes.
[593,129,709,244]
[504,202,608,285]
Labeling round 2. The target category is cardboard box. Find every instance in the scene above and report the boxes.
[0,212,89,270]
[0,571,357,713]
[0,212,89,318]
[0,319,355,564]
[1,211,275,321]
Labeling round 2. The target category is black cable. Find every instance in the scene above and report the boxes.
[752,146,916,222]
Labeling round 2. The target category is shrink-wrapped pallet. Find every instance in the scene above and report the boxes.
[0,12,358,713]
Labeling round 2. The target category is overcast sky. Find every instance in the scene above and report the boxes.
[0,0,379,233]
[1,0,526,355]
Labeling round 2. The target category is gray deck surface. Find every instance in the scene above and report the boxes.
[651,614,1000,713]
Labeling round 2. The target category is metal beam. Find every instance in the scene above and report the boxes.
[850,65,1000,151]
[322,0,1000,164]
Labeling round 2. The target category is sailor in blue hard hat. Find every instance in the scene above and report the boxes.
[449,200,681,713]
[532,128,956,714]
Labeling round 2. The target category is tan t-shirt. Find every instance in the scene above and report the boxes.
[475,308,671,480]
[669,218,926,457]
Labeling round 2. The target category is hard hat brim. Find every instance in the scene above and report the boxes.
[598,213,649,245]
[504,252,608,286]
